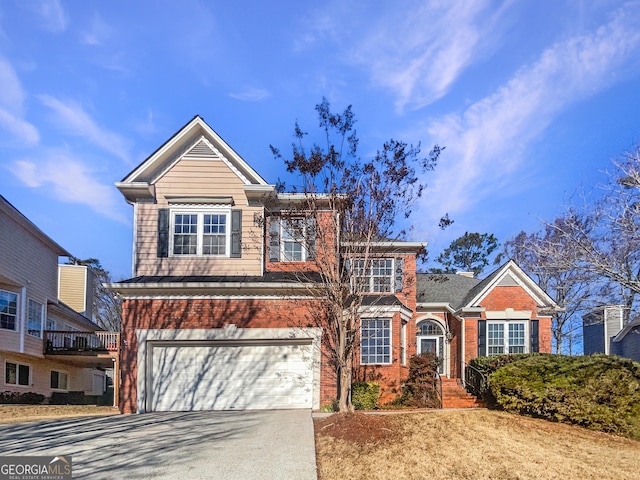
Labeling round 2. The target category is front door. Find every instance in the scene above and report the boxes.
[417,335,444,374]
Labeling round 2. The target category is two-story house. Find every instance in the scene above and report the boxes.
[0,195,118,403]
[110,116,558,413]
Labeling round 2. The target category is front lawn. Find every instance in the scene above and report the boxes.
[0,405,119,424]
[315,410,640,480]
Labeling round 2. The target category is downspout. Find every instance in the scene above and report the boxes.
[460,315,465,381]
[19,286,26,353]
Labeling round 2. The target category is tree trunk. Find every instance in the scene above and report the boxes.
[337,362,354,413]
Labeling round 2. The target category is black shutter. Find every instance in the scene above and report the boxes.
[478,320,486,357]
[157,208,169,258]
[394,257,404,293]
[306,216,317,260]
[230,210,242,258]
[268,216,280,262]
[530,319,539,353]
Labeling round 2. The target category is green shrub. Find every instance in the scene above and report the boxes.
[469,353,541,376]
[352,382,380,410]
[393,353,441,408]
[0,391,45,404]
[488,354,640,440]
[319,400,338,413]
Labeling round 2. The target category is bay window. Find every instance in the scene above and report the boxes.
[0,290,18,331]
[360,318,392,364]
[27,299,43,338]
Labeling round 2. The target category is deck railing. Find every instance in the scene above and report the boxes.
[44,331,120,354]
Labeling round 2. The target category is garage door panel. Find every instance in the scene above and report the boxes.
[150,342,313,411]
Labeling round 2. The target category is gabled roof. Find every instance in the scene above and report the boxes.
[416,273,481,309]
[116,116,271,202]
[416,260,559,313]
[612,317,640,343]
[0,195,70,257]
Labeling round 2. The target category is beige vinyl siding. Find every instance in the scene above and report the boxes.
[1,352,100,398]
[58,265,94,315]
[134,158,263,276]
[1,209,59,357]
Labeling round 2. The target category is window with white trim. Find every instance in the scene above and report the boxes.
[50,370,68,390]
[354,258,394,293]
[0,290,18,331]
[171,209,230,256]
[401,321,407,366]
[281,218,306,262]
[487,321,527,355]
[360,318,392,364]
[27,299,43,338]
[46,318,56,331]
[5,361,30,387]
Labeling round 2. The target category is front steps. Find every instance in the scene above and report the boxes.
[441,378,486,409]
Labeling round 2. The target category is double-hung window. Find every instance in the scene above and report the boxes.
[51,370,68,390]
[5,361,30,387]
[360,318,392,364]
[27,299,43,338]
[0,290,18,331]
[171,210,229,256]
[353,259,394,293]
[281,218,306,262]
[486,321,527,355]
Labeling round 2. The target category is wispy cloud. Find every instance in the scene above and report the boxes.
[82,13,112,46]
[419,1,640,228]
[38,95,131,162]
[0,57,39,145]
[9,154,127,223]
[28,0,68,33]
[348,0,507,111]
[228,87,270,102]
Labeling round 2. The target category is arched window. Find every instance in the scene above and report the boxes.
[417,320,444,336]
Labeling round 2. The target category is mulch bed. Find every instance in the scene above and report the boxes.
[314,412,402,444]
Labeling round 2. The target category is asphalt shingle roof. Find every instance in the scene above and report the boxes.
[416,273,482,309]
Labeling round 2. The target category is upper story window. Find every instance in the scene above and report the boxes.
[281,218,306,262]
[269,215,316,263]
[171,210,229,256]
[27,299,43,338]
[0,290,18,331]
[353,258,400,293]
[158,206,242,259]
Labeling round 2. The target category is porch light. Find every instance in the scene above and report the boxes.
[445,331,454,342]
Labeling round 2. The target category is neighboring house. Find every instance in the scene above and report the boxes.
[110,116,558,414]
[0,195,118,403]
[583,305,640,362]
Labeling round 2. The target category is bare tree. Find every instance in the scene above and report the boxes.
[68,257,122,331]
[501,220,594,354]
[270,98,444,412]
[548,148,640,324]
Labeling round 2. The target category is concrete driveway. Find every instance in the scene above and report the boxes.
[0,409,317,479]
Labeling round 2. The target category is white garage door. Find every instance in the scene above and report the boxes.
[149,340,313,411]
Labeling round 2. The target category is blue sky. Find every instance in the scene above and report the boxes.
[1,0,640,280]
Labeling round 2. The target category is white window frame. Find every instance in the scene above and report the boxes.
[360,317,392,365]
[0,289,18,332]
[486,320,528,356]
[46,318,56,331]
[169,207,231,257]
[27,299,44,338]
[280,217,307,262]
[400,321,407,366]
[353,258,395,293]
[50,369,69,390]
[5,361,31,387]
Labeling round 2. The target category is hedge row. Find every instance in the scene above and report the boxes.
[486,354,640,439]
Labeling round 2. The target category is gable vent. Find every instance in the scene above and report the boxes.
[498,272,519,287]
[183,139,218,160]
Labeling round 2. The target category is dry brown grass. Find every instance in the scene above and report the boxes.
[315,410,640,480]
[0,405,119,424]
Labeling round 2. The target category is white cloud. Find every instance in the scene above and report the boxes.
[82,14,112,46]
[38,95,131,162]
[228,87,270,102]
[10,154,127,223]
[0,57,39,145]
[348,0,506,111]
[419,1,640,227]
[30,0,68,33]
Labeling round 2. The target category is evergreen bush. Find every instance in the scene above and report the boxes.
[351,382,380,410]
[488,354,640,439]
